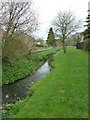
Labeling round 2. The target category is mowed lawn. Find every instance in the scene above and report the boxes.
[4,48,88,118]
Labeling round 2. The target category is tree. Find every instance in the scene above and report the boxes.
[47,27,56,46]
[83,14,90,50]
[0,0,39,46]
[0,0,39,60]
[53,10,81,53]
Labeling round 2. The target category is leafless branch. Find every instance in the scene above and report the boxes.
[53,10,82,53]
[0,0,39,45]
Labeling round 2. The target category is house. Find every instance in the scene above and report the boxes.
[35,39,47,47]
[20,32,35,49]
[74,33,85,49]
[76,1,90,50]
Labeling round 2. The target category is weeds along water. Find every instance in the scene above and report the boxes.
[2,48,59,85]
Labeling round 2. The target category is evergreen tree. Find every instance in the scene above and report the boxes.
[47,27,56,46]
[83,13,90,50]
[83,16,90,38]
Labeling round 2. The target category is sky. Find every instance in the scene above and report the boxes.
[33,0,89,40]
[1,0,89,39]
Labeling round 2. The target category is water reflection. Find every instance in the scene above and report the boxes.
[2,61,51,104]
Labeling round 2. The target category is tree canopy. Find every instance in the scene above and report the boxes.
[0,0,39,46]
[0,0,39,61]
[53,10,81,53]
[83,15,90,50]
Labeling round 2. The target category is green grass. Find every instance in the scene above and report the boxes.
[3,48,88,118]
[2,47,59,84]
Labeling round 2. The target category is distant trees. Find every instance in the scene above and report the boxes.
[53,10,81,53]
[0,0,39,60]
[47,27,56,46]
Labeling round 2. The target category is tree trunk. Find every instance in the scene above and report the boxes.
[62,40,66,53]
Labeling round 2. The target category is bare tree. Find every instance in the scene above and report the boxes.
[0,0,39,46]
[53,10,81,53]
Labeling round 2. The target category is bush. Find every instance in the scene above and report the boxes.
[2,33,30,61]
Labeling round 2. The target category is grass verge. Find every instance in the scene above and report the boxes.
[3,48,88,118]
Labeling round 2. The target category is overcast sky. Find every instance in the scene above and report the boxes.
[33,0,89,40]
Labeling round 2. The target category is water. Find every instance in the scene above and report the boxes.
[2,61,51,104]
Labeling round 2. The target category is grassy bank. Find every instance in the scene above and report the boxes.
[3,48,88,118]
[2,47,59,85]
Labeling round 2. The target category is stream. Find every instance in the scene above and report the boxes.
[2,60,51,104]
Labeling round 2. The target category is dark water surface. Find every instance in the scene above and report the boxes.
[2,61,51,104]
